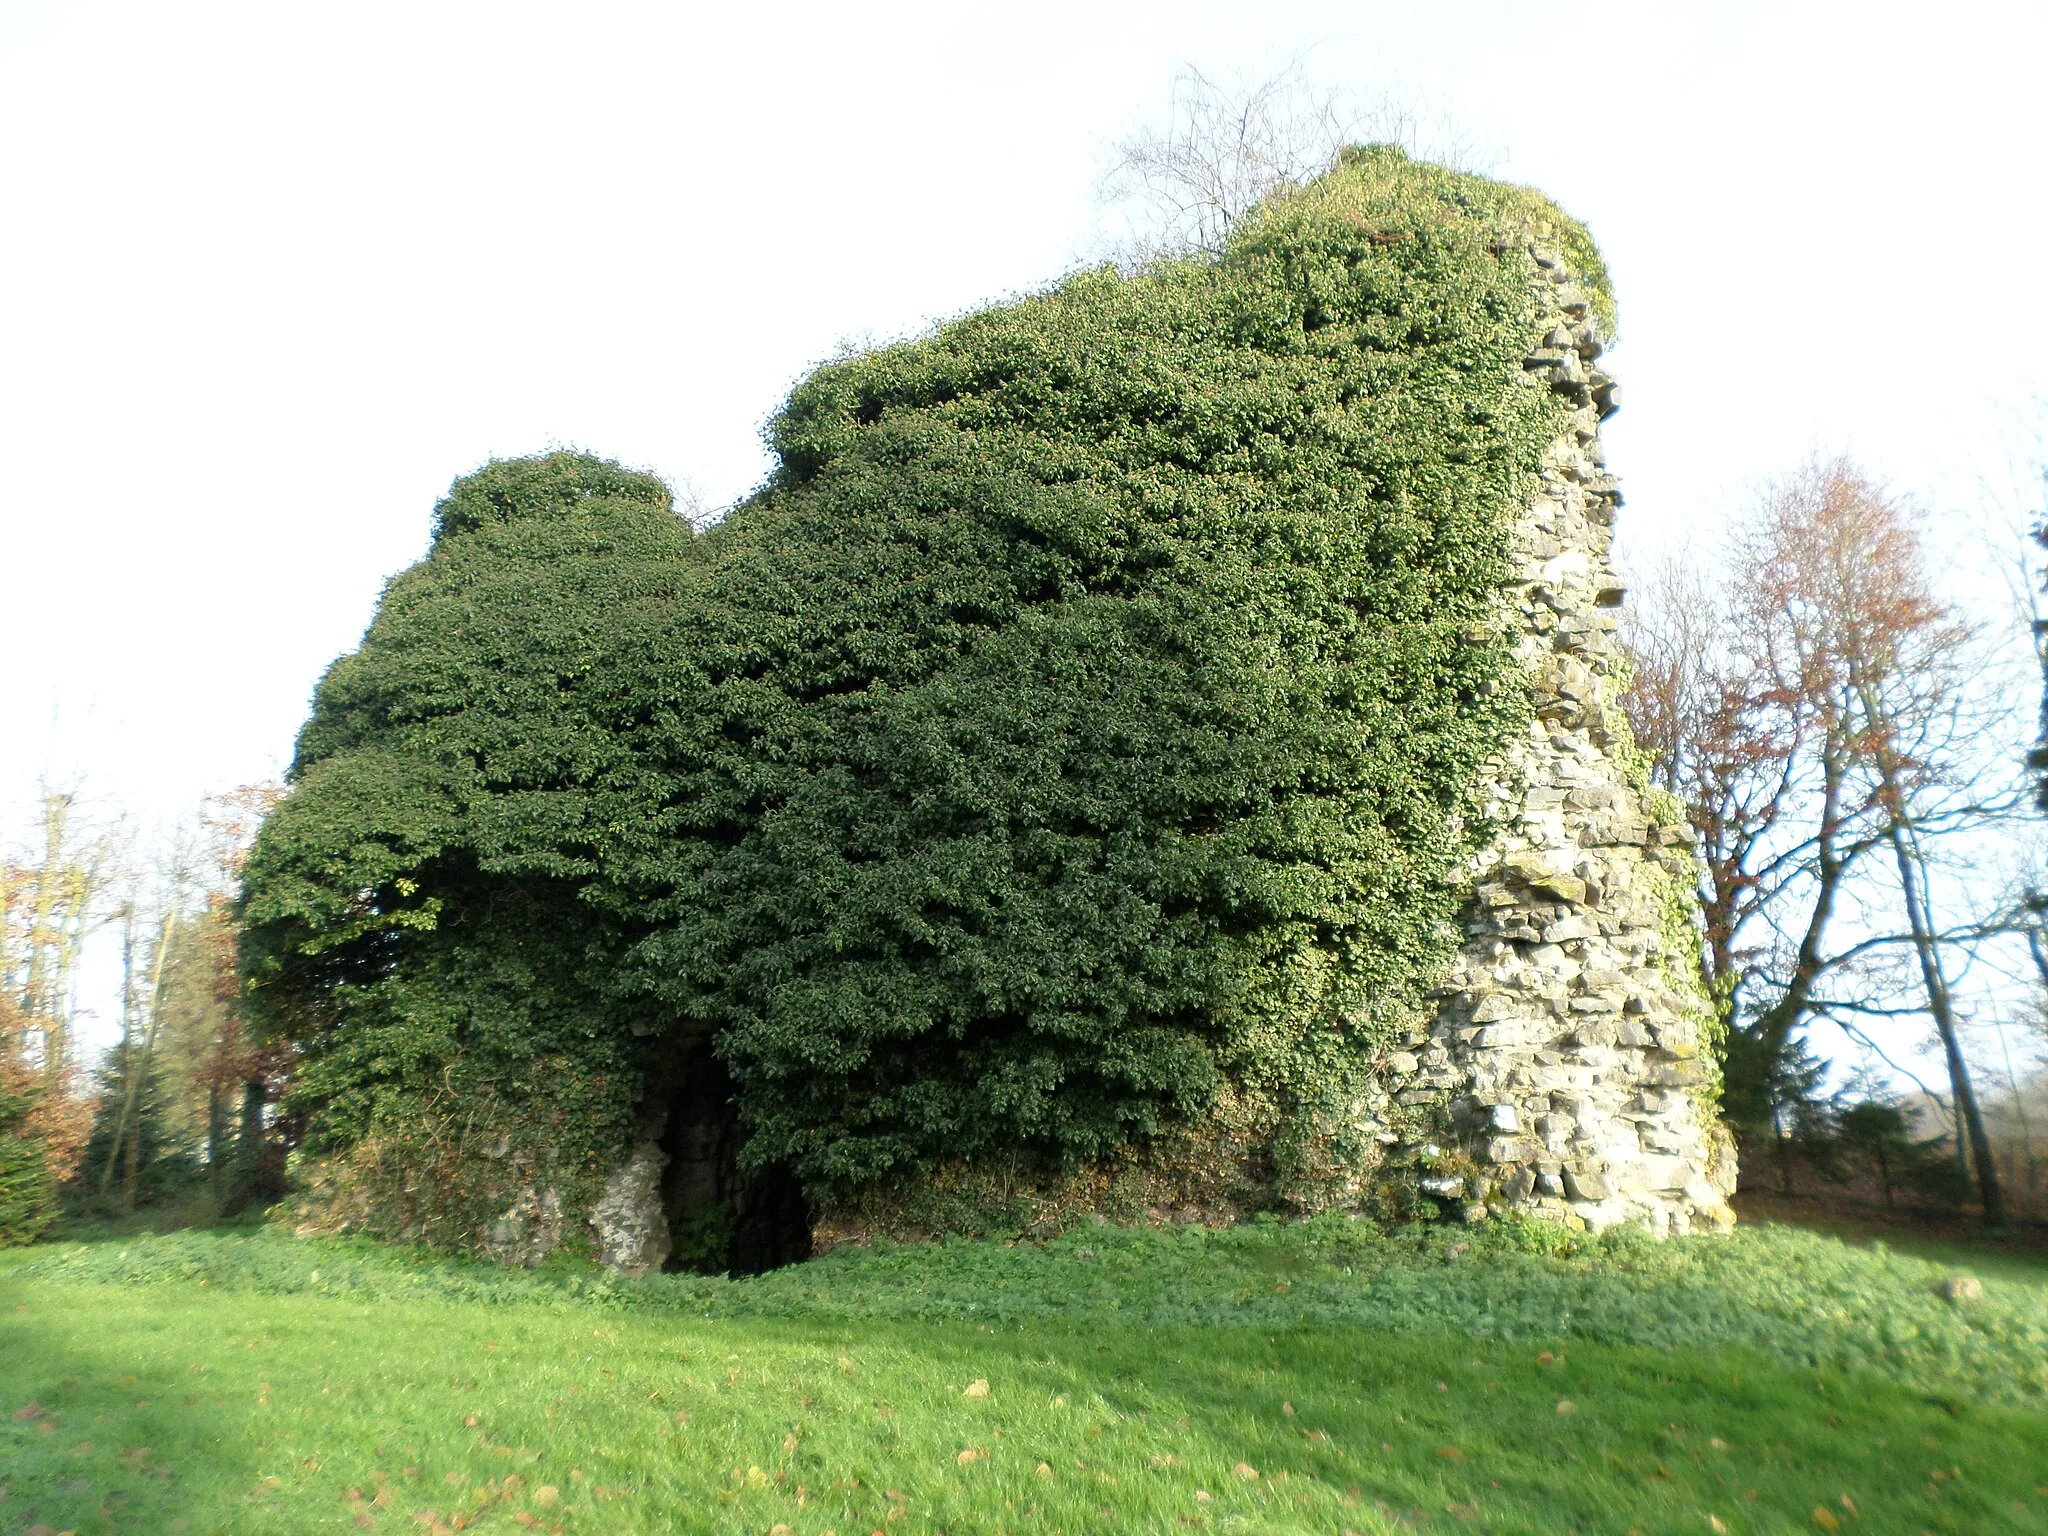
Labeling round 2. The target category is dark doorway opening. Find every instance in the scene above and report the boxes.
[655,1032,812,1276]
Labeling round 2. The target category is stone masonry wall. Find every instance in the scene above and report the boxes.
[1406,243,1736,1235]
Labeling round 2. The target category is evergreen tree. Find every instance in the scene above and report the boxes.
[78,1038,184,1209]
[0,1066,57,1246]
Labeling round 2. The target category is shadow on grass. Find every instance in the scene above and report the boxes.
[1732,1187,2048,1289]
[1,1287,267,1534]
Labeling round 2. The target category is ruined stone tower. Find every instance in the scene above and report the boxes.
[1416,247,1736,1235]
[554,237,1742,1275]
[259,151,1737,1274]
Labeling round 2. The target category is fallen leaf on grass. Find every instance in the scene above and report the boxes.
[12,1403,44,1421]
[1536,1352,1554,1366]
[770,1526,794,1536]
[1812,1508,1840,1531]
[1150,1454,1179,1468]
[1839,1495,1856,1514]
[1711,1438,1729,1450]
[957,1449,987,1466]
[1035,1463,1052,1478]
[1234,1462,1259,1481]
[747,1467,769,1490]
[1195,1490,1211,1502]
[963,1379,989,1399]
[1556,1399,1577,1415]
[1281,1401,1295,1417]
[532,1486,559,1508]
[1710,1518,1727,1533]
[1435,1446,1466,1462]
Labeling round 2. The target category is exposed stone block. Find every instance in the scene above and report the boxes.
[590,1140,671,1278]
[1402,242,1732,1238]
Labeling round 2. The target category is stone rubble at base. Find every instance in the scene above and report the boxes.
[1412,245,1736,1236]
[588,1138,671,1277]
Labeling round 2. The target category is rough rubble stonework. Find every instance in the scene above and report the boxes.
[589,1139,672,1277]
[1410,243,1736,1235]
[483,1184,564,1268]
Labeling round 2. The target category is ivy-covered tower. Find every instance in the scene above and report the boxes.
[241,148,1731,1271]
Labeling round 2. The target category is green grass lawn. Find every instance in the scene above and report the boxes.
[4,1218,2046,1535]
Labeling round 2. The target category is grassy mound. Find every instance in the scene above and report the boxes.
[17,1218,2048,1404]
[4,1220,2045,1534]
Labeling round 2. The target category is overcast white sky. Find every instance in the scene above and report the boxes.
[6,1,2048,1059]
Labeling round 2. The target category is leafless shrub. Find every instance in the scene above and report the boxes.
[1100,60,1494,264]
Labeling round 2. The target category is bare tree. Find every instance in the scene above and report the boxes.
[1798,463,2023,1226]
[96,851,193,1207]
[70,784,288,1214]
[1102,61,1492,263]
[1622,549,1831,1022]
[1629,460,2032,1220]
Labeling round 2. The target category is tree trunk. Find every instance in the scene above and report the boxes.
[121,1090,140,1208]
[206,1081,230,1195]
[100,907,177,1209]
[100,912,138,1198]
[1993,1010,2041,1211]
[1774,1113,1796,1196]
[1888,821,2007,1227]
[228,1077,266,1211]
[1743,737,1853,1150]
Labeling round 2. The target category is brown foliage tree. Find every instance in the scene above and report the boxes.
[1626,461,2016,1222]
[3,791,108,1187]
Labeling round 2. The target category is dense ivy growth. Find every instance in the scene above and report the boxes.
[242,148,1604,1224]
[239,456,706,1219]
